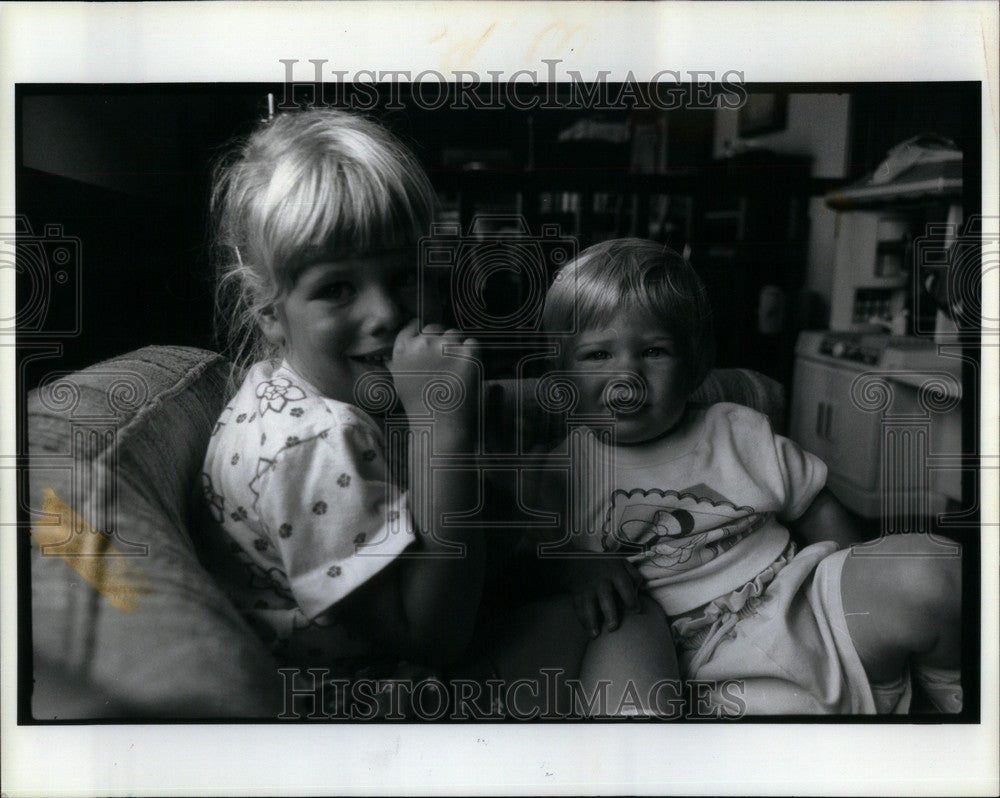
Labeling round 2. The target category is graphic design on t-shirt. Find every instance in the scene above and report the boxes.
[603,487,767,571]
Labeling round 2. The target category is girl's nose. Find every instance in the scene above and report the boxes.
[361,285,404,335]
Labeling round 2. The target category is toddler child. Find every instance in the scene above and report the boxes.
[536,237,963,714]
[198,110,677,718]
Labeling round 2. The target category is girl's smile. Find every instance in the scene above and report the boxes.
[261,250,423,404]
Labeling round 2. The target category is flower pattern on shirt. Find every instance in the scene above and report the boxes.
[201,361,416,674]
[256,377,306,415]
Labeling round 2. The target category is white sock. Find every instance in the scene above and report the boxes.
[869,670,911,714]
[912,662,963,713]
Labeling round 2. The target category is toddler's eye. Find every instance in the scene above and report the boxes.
[581,350,611,361]
[644,346,669,357]
[316,282,357,304]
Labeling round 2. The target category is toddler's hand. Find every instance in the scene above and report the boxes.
[562,556,643,637]
[389,319,481,423]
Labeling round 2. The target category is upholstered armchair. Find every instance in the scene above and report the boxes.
[26,345,784,718]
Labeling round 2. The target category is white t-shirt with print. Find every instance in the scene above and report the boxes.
[199,360,414,674]
[559,402,827,616]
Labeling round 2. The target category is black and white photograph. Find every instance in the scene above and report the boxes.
[2,2,997,795]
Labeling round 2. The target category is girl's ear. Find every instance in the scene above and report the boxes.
[258,304,285,347]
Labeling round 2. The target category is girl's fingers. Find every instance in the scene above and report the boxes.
[421,323,447,335]
[440,328,477,348]
[398,318,422,338]
[624,560,644,586]
[596,582,620,631]
[612,571,641,613]
[392,320,422,358]
[574,593,601,638]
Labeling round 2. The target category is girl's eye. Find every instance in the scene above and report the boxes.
[582,351,611,361]
[317,282,356,303]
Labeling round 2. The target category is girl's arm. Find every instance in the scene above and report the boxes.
[338,322,484,665]
[787,487,865,550]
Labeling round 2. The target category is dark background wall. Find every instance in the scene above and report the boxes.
[16,83,979,391]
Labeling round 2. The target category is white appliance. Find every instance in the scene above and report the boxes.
[790,331,962,521]
[828,212,912,332]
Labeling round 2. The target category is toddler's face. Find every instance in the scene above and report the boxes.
[265,250,421,405]
[565,309,689,445]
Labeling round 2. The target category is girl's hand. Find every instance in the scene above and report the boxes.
[560,556,643,637]
[389,319,480,425]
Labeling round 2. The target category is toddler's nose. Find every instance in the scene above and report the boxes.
[603,375,646,413]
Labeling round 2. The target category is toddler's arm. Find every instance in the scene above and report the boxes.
[788,487,865,550]
[766,421,863,551]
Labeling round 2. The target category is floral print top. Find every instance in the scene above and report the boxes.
[199,360,415,673]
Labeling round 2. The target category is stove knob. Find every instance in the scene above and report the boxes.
[832,342,846,358]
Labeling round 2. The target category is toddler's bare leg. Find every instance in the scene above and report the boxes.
[474,593,590,718]
[577,594,680,717]
[840,534,961,696]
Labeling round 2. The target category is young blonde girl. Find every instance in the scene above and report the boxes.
[199,110,678,718]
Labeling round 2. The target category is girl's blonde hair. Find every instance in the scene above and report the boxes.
[542,238,715,392]
[210,108,435,389]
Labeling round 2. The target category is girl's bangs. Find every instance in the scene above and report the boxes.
[258,154,432,278]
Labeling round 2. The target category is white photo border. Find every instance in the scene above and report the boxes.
[1,2,997,795]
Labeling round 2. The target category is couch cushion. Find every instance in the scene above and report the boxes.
[28,345,281,718]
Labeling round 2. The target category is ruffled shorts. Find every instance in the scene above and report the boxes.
[670,541,911,715]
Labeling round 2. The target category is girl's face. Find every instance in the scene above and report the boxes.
[263,250,423,405]
[565,308,690,445]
